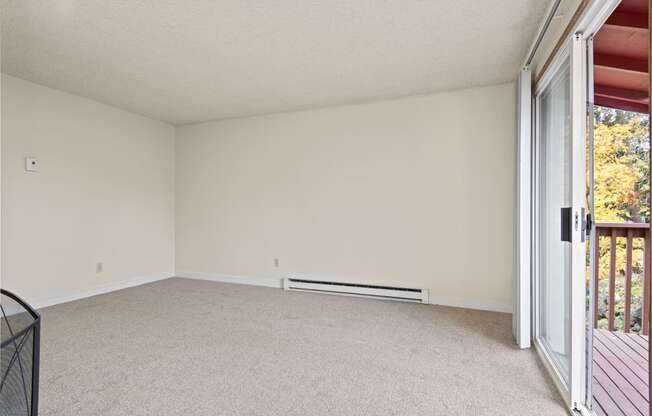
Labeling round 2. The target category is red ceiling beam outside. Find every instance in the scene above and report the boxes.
[595,84,649,103]
[604,10,649,30]
[592,1,649,115]
[594,53,649,74]
[595,96,649,114]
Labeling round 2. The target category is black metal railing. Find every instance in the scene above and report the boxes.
[1,289,40,416]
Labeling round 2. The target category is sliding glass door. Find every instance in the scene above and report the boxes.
[533,35,588,410]
[537,54,573,383]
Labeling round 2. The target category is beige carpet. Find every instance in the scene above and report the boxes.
[37,278,567,415]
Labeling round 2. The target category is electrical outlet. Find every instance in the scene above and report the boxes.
[274,258,279,268]
[96,262,103,273]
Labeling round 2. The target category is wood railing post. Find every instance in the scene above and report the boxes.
[643,228,651,336]
[589,223,649,333]
[594,231,600,329]
[624,230,633,332]
[608,229,617,331]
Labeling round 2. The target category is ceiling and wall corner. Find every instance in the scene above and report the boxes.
[1,74,176,303]
[1,0,549,125]
[527,0,584,79]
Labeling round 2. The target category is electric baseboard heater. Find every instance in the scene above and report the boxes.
[284,278,429,304]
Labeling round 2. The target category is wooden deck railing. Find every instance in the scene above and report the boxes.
[594,222,651,334]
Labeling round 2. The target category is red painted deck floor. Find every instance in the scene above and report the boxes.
[592,329,649,416]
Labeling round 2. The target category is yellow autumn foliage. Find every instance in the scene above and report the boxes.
[592,107,649,332]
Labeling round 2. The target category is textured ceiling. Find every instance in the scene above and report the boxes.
[1,1,548,125]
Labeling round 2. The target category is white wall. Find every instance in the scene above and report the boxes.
[1,74,175,305]
[1,77,516,313]
[176,83,516,312]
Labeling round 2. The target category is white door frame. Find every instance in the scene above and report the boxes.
[514,68,532,350]
[524,1,621,413]
[531,31,587,412]
[584,34,596,412]
[571,1,620,413]
[532,38,578,407]
[569,31,588,411]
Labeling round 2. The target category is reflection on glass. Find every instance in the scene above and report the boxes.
[539,57,572,382]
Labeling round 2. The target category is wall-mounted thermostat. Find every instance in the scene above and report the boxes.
[25,157,38,172]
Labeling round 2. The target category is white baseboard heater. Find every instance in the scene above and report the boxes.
[283,278,429,304]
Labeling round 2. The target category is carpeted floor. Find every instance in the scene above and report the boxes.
[37,278,567,415]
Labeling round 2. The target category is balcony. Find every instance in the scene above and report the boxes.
[592,222,650,416]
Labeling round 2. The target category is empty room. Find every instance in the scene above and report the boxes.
[0,1,650,415]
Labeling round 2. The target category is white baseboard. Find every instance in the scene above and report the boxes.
[29,273,174,310]
[428,296,512,314]
[6,270,511,314]
[175,271,283,288]
[176,271,510,313]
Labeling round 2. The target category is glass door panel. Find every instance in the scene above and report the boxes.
[534,35,588,410]
[538,56,573,384]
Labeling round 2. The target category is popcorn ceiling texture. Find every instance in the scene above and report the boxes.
[2,0,548,124]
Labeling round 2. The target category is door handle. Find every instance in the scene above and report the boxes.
[561,207,572,242]
[581,209,591,242]
[584,211,593,235]
[580,208,591,242]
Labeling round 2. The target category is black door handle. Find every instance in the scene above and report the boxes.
[584,211,593,235]
[561,207,572,242]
